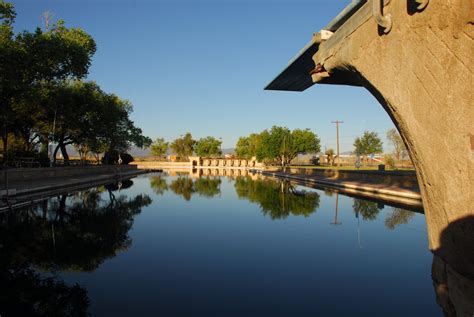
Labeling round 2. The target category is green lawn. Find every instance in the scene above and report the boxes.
[289,165,415,171]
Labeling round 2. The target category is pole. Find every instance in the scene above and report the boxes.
[330,192,342,225]
[331,120,343,167]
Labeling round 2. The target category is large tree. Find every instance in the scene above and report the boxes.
[38,80,151,164]
[195,136,222,157]
[170,133,195,160]
[0,4,96,157]
[150,137,168,158]
[235,133,261,160]
[238,126,320,166]
[353,130,383,164]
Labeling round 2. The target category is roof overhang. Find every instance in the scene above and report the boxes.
[265,0,367,92]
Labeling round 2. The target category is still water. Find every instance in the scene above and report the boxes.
[0,172,443,316]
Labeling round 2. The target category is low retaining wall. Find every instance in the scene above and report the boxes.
[132,161,191,169]
[267,167,419,189]
[0,165,138,186]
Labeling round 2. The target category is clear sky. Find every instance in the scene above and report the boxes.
[12,0,397,153]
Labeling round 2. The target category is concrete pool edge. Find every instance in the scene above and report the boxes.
[0,169,153,211]
[259,170,423,208]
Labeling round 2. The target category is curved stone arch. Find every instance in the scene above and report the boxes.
[266,0,473,258]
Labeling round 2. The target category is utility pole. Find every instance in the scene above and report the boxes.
[330,192,342,226]
[331,120,343,167]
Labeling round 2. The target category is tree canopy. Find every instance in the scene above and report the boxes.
[353,131,383,158]
[235,126,320,166]
[195,136,222,157]
[0,2,150,165]
[150,138,169,157]
[170,133,196,160]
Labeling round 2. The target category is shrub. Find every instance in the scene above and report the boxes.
[101,151,134,165]
[383,154,396,170]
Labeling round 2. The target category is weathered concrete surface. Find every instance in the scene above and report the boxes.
[310,1,473,259]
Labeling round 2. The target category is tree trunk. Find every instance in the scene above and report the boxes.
[53,144,60,165]
[59,142,70,165]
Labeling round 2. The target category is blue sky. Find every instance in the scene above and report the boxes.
[12,0,396,152]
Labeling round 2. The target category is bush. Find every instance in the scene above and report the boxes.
[383,154,396,170]
[101,151,134,165]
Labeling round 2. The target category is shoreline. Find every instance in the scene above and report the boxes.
[0,168,152,211]
[258,169,422,209]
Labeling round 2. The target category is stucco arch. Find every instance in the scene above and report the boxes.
[266,0,473,272]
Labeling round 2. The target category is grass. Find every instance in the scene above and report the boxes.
[289,165,415,171]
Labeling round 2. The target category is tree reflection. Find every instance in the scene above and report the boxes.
[234,177,320,219]
[0,180,152,315]
[169,177,194,201]
[384,208,415,230]
[352,198,381,221]
[0,264,89,316]
[149,175,168,195]
[168,176,221,201]
[194,177,221,197]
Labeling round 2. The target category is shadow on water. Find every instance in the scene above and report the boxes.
[431,216,474,317]
[0,179,151,316]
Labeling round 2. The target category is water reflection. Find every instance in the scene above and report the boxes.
[3,173,471,315]
[234,176,320,219]
[385,208,416,230]
[0,180,151,315]
[352,198,382,221]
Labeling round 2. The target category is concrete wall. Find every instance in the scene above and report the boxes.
[311,0,473,258]
[0,165,137,186]
[270,167,419,189]
[132,158,264,169]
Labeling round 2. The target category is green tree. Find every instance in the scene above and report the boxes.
[386,128,407,162]
[170,133,195,160]
[241,126,320,166]
[0,9,96,157]
[195,136,222,157]
[150,137,168,158]
[235,133,261,159]
[353,130,383,164]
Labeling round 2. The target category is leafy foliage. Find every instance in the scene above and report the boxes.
[195,136,222,157]
[150,137,169,157]
[353,131,383,165]
[236,126,320,166]
[0,2,150,165]
[170,133,196,160]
